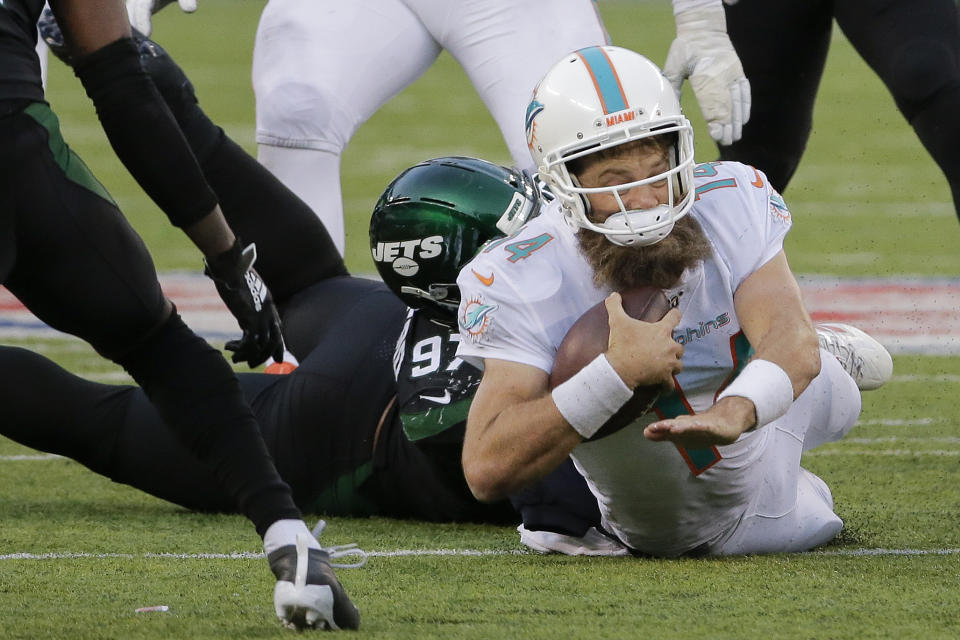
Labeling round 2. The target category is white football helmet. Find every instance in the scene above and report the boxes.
[526,46,696,246]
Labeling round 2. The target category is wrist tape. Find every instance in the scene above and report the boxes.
[717,359,793,429]
[551,354,634,440]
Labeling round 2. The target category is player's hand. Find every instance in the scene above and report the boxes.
[125,0,198,37]
[604,294,683,389]
[663,4,750,146]
[204,241,285,368]
[644,395,755,447]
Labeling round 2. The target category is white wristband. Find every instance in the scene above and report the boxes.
[716,359,794,429]
[551,354,634,440]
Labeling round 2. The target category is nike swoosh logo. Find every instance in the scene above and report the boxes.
[472,269,494,286]
[419,390,452,405]
[751,167,764,188]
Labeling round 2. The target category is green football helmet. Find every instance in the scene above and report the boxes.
[370,156,541,320]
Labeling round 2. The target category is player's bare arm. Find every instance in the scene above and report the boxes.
[47,0,131,55]
[645,251,820,446]
[733,251,821,396]
[462,360,582,502]
[463,298,682,502]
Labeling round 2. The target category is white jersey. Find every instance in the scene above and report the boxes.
[457,161,795,555]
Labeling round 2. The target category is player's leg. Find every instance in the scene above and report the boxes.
[120,31,348,305]
[709,352,860,555]
[799,347,864,451]
[414,0,608,172]
[714,463,843,556]
[259,277,409,510]
[5,106,359,629]
[511,458,629,556]
[0,345,238,511]
[836,0,960,218]
[5,104,301,535]
[720,0,833,191]
[253,0,440,253]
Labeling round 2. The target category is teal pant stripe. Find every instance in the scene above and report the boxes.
[654,387,720,474]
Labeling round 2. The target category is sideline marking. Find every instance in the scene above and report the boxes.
[3,275,960,354]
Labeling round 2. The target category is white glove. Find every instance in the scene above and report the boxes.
[125,0,198,37]
[664,4,750,146]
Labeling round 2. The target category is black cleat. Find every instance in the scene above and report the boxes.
[268,535,360,631]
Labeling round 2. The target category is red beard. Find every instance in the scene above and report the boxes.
[577,214,712,290]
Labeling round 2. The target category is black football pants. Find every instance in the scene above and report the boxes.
[0,101,299,536]
[721,0,960,218]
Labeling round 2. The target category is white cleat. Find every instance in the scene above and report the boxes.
[517,525,630,557]
[815,322,893,391]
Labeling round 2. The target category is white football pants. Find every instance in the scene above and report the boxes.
[707,349,862,555]
[252,0,608,253]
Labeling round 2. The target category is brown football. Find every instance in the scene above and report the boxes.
[549,286,672,441]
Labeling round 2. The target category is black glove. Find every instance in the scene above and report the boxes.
[204,240,284,368]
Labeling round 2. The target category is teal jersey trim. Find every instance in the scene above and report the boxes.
[653,331,753,475]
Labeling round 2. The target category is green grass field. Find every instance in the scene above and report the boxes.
[2,1,959,638]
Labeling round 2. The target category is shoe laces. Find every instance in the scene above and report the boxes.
[817,326,864,382]
[311,519,367,569]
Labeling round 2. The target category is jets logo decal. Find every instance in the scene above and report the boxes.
[371,235,444,277]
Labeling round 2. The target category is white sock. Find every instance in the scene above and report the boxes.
[257,145,346,255]
[263,519,321,555]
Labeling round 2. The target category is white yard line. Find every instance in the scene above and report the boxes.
[806,449,960,457]
[1,548,958,561]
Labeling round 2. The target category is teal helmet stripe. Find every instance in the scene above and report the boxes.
[577,46,628,114]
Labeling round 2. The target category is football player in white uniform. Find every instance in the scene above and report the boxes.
[251,0,749,255]
[456,46,891,557]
